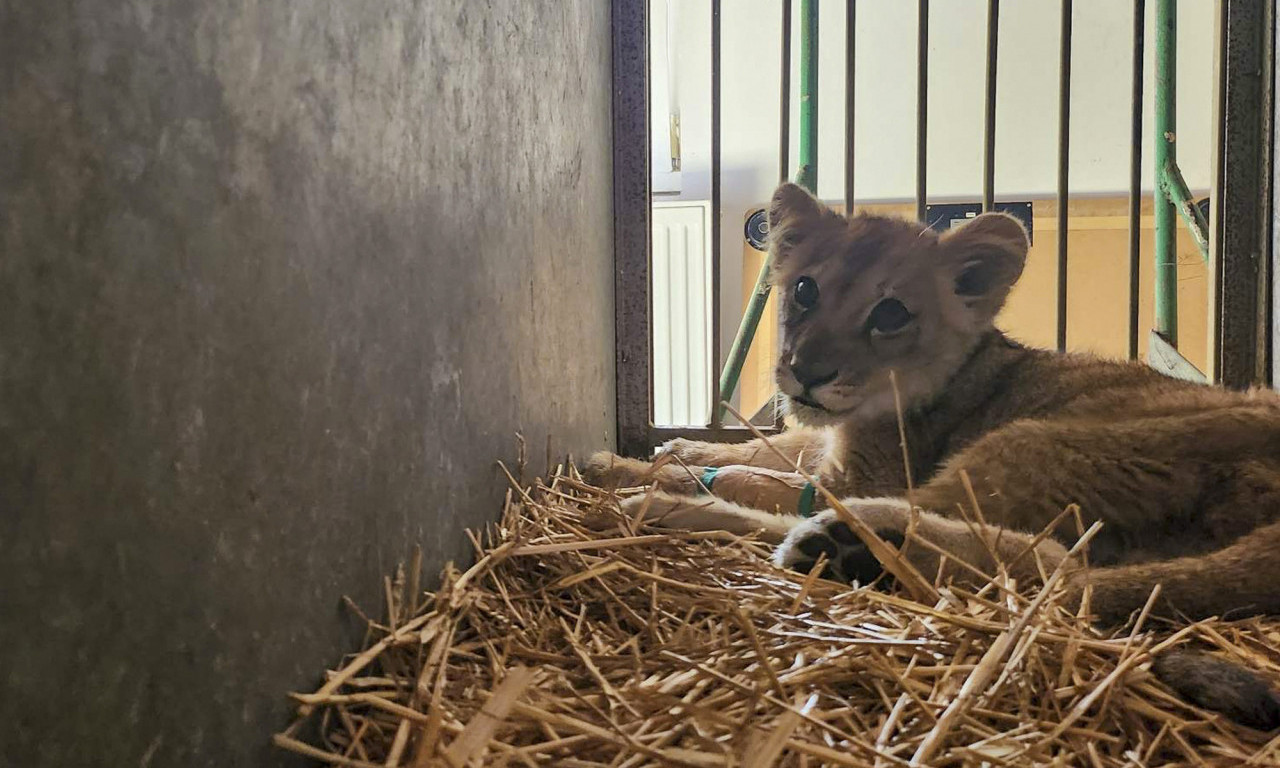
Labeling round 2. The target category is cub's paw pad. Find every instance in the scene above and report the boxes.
[773,511,905,587]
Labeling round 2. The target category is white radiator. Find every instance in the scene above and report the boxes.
[652,201,712,427]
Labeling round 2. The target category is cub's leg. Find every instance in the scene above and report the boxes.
[584,427,827,488]
[907,417,1216,550]
[1077,518,1280,625]
[772,503,1280,729]
[659,427,830,472]
[773,500,1072,589]
[582,452,705,493]
[1075,523,1280,733]
[592,491,800,544]
[583,455,812,515]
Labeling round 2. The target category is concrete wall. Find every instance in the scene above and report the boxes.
[0,1,614,765]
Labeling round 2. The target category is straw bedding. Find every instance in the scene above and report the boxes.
[275,464,1280,767]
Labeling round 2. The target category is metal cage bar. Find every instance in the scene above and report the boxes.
[797,0,819,192]
[845,0,857,212]
[982,0,999,213]
[1162,162,1210,261]
[1151,0,1209,384]
[611,0,651,457]
[775,0,796,431]
[1154,0,1178,346]
[1216,0,1274,388]
[916,0,929,223]
[1128,0,1146,361]
[1056,0,1073,352]
[717,0,815,423]
[709,0,723,428]
[780,0,793,184]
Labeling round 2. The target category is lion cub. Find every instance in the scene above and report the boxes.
[587,182,1280,729]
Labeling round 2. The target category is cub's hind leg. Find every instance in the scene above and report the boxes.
[909,416,1215,553]
[1077,518,1280,625]
[1070,520,1280,731]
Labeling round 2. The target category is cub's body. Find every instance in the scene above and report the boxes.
[665,332,1280,619]
[586,183,1280,728]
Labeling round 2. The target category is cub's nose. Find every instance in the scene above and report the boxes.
[789,357,838,389]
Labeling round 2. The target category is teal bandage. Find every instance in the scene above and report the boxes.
[698,467,720,495]
[797,482,817,518]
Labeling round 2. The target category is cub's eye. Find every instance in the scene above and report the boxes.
[793,276,819,309]
[867,298,913,335]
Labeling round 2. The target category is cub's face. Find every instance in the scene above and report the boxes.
[766,183,1029,425]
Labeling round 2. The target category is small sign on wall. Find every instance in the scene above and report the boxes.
[926,202,1034,245]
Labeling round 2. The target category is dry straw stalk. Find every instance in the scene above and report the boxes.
[276,465,1280,767]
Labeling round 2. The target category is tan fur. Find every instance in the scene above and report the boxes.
[586,182,1280,728]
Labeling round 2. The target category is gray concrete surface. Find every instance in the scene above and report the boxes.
[0,1,614,764]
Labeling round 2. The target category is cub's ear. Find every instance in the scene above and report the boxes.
[767,182,828,254]
[939,213,1029,316]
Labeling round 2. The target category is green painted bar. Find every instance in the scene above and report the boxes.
[1153,0,1178,345]
[1160,160,1210,263]
[797,0,819,192]
[716,0,819,420]
[718,265,774,422]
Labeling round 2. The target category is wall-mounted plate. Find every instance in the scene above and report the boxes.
[926,202,1034,246]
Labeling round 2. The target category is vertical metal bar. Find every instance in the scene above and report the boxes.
[611,0,651,456]
[774,0,793,429]
[710,0,722,426]
[1262,0,1274,388]
[916,0,928,223]
[845,0,857,212]
[779,0,793,183]
[1056,0,1072,352]
[717,0,812,421]
[1128,0,1146,361]
[1210,0,1226,382]
[982,0,999,212]
[797,0,819,192]
[1216,0,1273,388]
[1272,0,1280,386]
[1154,0,1177,347]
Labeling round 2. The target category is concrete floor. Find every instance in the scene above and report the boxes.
[0,1,614,764]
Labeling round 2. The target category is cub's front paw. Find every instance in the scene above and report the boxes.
[618,491,695,522]
[581,490,692,533]
[772,509,905,586]
[582,451,654,489]
[583,451,703,495]
[657,437,710,466]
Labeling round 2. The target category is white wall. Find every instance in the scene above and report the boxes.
[653,0,1217,375]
